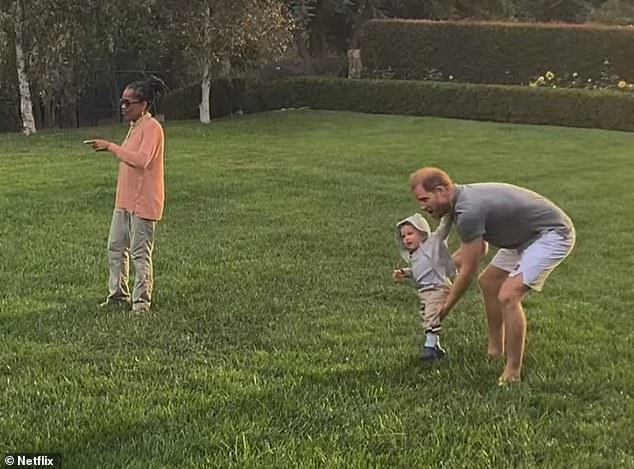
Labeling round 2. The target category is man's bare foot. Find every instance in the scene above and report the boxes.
[498,368,521,385]
[487,344,504,358]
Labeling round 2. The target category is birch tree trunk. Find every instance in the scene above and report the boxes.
[199,59,211,124]
[198,2,212,124]
[347,49,362,79]
[13,0,36,135]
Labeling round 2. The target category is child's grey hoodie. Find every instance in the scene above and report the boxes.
[395,213,456,290]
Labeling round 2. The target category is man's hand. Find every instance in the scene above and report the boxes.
[83,139,111,152]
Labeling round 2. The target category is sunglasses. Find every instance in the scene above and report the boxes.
[119,98,143,107]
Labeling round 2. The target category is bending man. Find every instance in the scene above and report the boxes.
[409,167,575,383]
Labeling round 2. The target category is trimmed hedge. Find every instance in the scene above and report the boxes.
[361,20,634,85]
[255,77,634,132]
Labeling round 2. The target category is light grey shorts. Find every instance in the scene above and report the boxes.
[490,229,575,292]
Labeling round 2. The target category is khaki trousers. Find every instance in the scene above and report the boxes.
[417,286,450,334]
[107,208,156,309]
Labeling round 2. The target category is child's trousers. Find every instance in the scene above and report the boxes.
[417,286,450,334]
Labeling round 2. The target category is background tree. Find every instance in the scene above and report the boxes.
[30,0,168,128]
[170,0,293,123]
[26,0,84,128]
[0,5,19,132]
[590,0,634,23]
[285,0,317,71]
[83,0,173,118]
[4,0,36,135]
[0,0,623,133]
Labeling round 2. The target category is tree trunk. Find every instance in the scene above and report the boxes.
[43,94,54,128]
[348,3,380,50]
[13,0,36,135]
[219,58,235,115]
[199,60,211,124]
[347,49,362,79]
[309,3,328,63]
[293,33,313,73]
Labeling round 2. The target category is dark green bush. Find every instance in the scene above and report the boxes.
[0,98,20,133]
[161,80,246,121]
[361,20,634,85]
[255,77,634,132]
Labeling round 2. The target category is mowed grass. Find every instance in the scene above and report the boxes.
[0,110,632,468]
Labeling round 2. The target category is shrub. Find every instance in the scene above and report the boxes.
[361,20,634,85]
[255,77,634,132]
[0,98,20,133]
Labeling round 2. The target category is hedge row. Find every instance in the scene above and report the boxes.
[361,20,634,85]
[254,77,634,132]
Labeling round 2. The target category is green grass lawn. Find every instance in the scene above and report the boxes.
[1,110,632,468]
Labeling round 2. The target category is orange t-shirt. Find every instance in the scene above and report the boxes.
[109,114,165,221]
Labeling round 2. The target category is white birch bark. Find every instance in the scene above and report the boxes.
[198,2,212,124]
[199,59,211,124]
[13,0,36,135]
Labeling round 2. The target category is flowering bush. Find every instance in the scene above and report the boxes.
[370,59,633,91]
[528,59,633,91]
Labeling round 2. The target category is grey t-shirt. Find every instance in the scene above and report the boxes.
[452,183,574,250]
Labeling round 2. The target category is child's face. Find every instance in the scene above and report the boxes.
[400,224,426,252]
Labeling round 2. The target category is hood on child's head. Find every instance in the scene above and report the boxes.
[395,213,431,260]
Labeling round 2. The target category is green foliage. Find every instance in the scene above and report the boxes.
[361,19,634,85]
[591,0,634,24]
[161,85,200,121]
[171,0,293,76]
[0,7,18,133]
[0,98,19,132]
[526,59,634,91]
[255,76,634,131]
[514,0,597,22]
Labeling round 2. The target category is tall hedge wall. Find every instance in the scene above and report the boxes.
[255,77,634,132]
[361,20,634,85]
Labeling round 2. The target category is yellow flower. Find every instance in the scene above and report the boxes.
[537,76,545,84]
[545,71,555,80]
[618,80,627,89]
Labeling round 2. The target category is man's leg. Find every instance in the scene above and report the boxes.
[478,264,511,357]
[130,214,156,312]
[497,228,575,382]
[497,275,530,382]
[106,209,131,304]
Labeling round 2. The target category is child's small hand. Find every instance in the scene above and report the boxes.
[392,268,407,281]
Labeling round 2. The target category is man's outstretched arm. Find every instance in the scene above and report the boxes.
[441,236,484,319]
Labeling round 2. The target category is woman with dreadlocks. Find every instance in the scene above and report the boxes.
[85,75,168,313]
